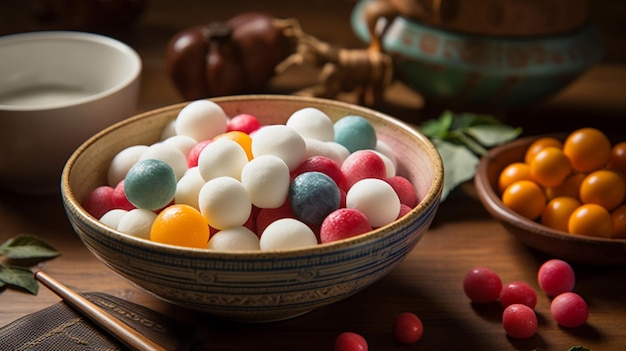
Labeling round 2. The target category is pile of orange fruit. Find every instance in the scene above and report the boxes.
[498,127,626,239]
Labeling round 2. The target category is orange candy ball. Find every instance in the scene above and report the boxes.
[150,204,211,249]
[214,131,253,160]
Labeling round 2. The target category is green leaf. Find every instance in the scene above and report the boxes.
[464,124,522,147]
[433,139,479,201]
[417,110,521,200]
[0,265,38,294]
[452,131,489,156]
[420,110,453,139]
[0,235,61,260]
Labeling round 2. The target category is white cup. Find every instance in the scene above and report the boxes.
[0,31,142,194]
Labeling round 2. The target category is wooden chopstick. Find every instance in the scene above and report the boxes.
[34,271,167,351]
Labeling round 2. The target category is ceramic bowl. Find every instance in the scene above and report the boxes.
[474,135,626,266]
[351,0,604,109]
[0,31,141,194]
[61,95,444,322]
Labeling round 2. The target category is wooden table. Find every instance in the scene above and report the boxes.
[2,1,625,350]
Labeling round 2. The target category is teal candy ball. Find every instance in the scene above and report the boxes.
[333,115,377,153]
[124,159,177,210]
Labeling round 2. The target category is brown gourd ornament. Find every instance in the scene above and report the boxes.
[165,12,295,100]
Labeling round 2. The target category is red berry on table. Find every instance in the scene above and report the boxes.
[550,292,589,328]
[463,266,502,304]
[393,312,424,345]
[334,332,367,351]
[499,281,537,309]
[538,259,575,297]
[502,304,538,339]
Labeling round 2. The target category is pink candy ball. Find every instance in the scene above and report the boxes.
[320,208,372,243]
[340,150,386,189]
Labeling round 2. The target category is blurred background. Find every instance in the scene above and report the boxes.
[1,0,625,133]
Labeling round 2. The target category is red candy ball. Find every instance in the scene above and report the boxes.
[83,185,116,219]
[291,155,344,187]
[227,113,261,134]
[187,139,212,168]
[341,150,386,189]
[243,207,258,234]
[320,208,372,243]
[255,202,296,236]
[397,204,412,219]
[112,180,136,211]
[386,176,418,208]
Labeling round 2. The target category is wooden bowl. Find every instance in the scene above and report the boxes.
[61,95,444,322]
[474,135,626,266]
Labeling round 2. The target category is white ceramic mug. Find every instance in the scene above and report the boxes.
[0,31,142,194]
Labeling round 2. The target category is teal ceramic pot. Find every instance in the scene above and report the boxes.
[351,0,604,108]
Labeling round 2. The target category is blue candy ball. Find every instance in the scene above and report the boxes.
[333,115,377,153]
[289,171,341,225]
[124,159,177,211]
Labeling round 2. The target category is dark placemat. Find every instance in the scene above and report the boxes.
[0,292,206,351]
